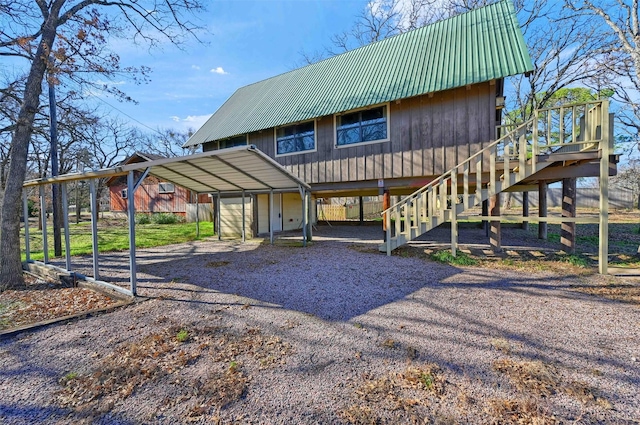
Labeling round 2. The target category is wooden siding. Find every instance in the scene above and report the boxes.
[206,82,496,187]
[109,180,206,214]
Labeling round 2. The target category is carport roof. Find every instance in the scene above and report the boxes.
[23,145,310,193]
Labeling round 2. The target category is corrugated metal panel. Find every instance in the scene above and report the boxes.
[184,0,532,148]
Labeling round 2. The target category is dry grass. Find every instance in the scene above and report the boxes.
[493,358,613,411]
[56,324,292,421]
[340,364,445,424]
[485,398,558,424]
[490,338,512,354]
[205,260,230,268]
[493,359,560,397]
[571,283,640,305]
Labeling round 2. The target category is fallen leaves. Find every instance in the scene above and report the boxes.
[0,274,119,331]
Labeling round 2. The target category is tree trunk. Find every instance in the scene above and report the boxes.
[0,23,58,290]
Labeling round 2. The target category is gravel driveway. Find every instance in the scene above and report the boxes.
[1,225,639,424]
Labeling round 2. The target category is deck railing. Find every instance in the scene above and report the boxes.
[381,100,609,255]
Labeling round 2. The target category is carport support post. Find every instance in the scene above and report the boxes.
[301,188,307,247]
[306,191,312,241]
[127,171,137,296]
[242,190,246,242]
[269,189,274,245]
[195,193,200,238]
[22,190,30,262]
[359,196,364,225]
[89,179,99,279]
[39,185,49,264]
[61,183,71,271]
[216,191,221,241]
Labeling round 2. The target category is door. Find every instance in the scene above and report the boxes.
[271,193,282,232]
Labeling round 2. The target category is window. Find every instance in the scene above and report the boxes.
[218,135,247,150]
[336,105,388,146]
[121,189,128,199]
[276,121,316,156]
[158,182,175,194]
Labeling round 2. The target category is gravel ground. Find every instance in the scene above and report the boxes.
[1,224,639,424]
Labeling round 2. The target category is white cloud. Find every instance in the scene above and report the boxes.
[191,65,201,70]
[210,66,228,75]
[168,114,212,131]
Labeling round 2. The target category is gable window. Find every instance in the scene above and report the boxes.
[219,135,247,150]
[121,189,128,199]
[158,182,175,194]
[336,105,388,146]
[276,121,316,156]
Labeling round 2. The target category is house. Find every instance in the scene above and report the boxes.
[108,152,211,218]
[183,0,615,270]
[184,0,532,235]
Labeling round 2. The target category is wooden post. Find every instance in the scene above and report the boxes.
[561,178,577,254]
[538,181,548,240]
[599,106,611,274]
[482,199,489,236]
[490,194,501,252]
[359,196,364,225]
[522,191,529,231]
[383,190,390,239]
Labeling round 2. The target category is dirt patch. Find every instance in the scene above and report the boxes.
[0,274,120,332]
[56,323,292,422]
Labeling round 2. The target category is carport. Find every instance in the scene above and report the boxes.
[21,145,313,297]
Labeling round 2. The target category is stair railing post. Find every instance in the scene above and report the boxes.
[532,110,539,170]
[463,162,470,210]
[518,134,526,181]
[489,146,496,197]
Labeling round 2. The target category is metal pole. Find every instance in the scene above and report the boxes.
[307,192,313,241]
[39,185,49,264]
[89,179,99,279]
[269,189,274,245]
[61,183,71,271]
[22,191,30,262]
[217,191,221,241]
[195,193,200,238]
[242,190,246,242]
[127,171,137,296]
[301,189,307,247]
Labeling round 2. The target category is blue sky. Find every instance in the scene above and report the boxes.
[106,0,368,136]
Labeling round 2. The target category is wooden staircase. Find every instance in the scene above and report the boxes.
[380,100,610,255]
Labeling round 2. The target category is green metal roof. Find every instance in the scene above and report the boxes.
[184,0,533,147]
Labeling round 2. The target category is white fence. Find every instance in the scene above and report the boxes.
[186,203,213,222]
[317,201,384,221]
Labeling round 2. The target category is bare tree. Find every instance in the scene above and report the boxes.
[299,0,445,64]
[566,0,640,149]
[143,128,198,158]
[0,0,205,290]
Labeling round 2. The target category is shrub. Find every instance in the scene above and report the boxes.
[151,213,182,225]
[135,214,151,224]
[430,250,478,266]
